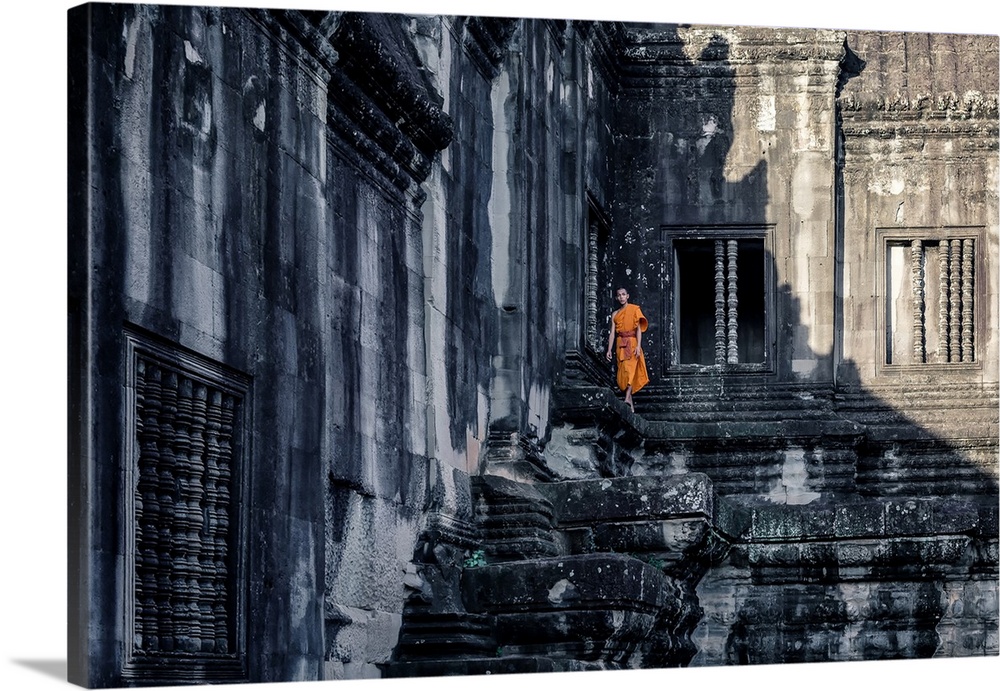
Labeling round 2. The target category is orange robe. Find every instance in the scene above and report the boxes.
[613,303,649,393]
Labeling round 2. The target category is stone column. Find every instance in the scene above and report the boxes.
[714,240,726,365]
[961,238,974,362]
[726,239,739,364]
[938,240,951,362]
[948,239,961,362]
[586,219,599,351]
[910,240,925,363]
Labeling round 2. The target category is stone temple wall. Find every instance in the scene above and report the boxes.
[68,5,450,684]
[836,32,999,499]
[68,5,998,687]
[69,6,617,686]
[612,25,845,383]
[839,31,999,386]
[72,5,336,684]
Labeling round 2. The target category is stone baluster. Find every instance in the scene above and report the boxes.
[188,382,216,654]
[135,359,163,652]
[938,240,951,362]
[206,391,237,653]
[127,343,244,667]
[155,369,180,652]
[217,393,238,653]
[172,376,205,652]
[961,238,974,362]
[726,239,739,364]
[948,239,961,362]
[910,240,925,363]
[714,240,726,365]
[202,388,226,654]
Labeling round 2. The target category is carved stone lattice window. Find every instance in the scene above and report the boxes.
[884,234,978,365]
[124,329,250,683]
[666,229,771,369]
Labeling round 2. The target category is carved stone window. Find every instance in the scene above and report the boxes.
[883,231,979,366]
[124,329,250,683]
[666,228,771,370]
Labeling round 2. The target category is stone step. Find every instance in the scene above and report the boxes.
[461,553,697,665]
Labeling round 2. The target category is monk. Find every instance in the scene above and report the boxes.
[605,288,649,412]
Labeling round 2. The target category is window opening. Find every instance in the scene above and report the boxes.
[886,237,975,365]
[674,238,765,365]
[123,329,250,683]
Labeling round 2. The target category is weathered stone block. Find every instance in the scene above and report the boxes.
[542,474,714,526]
[463,554,669,613]
[801,506,836,537]
[883,498,932,535]
[834,502,886,538]
[750,505,804,540]
[931,499,981,534]
[461,553,699,665]
[71,6,999,685]
[590,518,710,557]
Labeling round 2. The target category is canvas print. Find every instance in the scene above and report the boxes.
[67,1,999,687]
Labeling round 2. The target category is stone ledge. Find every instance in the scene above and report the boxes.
[537,473,751,541]
[463,554,671,614]
[744,497,983,542]
[542,474,713,524]
[382,655,604,677]
[740,536,973,570]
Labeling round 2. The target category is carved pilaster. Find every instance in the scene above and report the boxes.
[961,238,975,362]
[910,240,925,363]
[586,220,599,351]
[938,240,951,362]
[948,239,961,362]
[726,239,739,364]
[714,240,726,365]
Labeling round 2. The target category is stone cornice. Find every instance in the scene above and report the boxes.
[246,9,333,86]
[618,26,847,67]
[260,9,454,193]
[841,111,998,153]
[581,20,628,93]
[840,90,999,123]
[840,90,998,156]
[461,16,519,80]
[607,25,847,91]
[330,13,454,157]
[544,18,568,53]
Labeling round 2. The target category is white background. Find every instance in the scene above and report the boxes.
[2,1,997,689]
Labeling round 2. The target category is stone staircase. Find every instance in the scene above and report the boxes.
[384,473,737,675]
[384,353,998,674]
[836,383,999,499]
